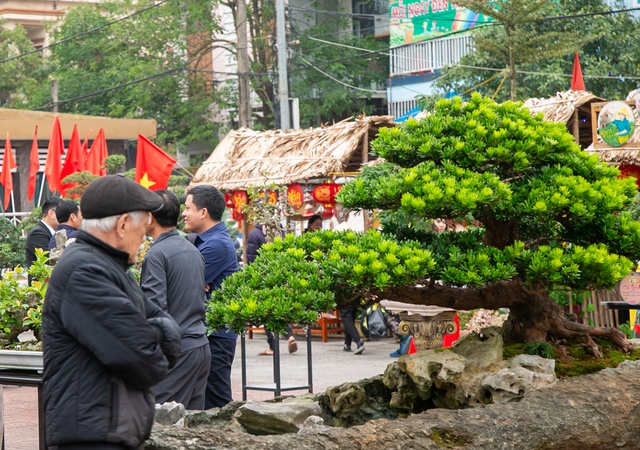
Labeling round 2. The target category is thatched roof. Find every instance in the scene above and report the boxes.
[523,89,605,123]
[585,89,640,164]
[191,115,395,190]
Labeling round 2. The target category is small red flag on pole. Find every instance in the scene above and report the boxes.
[59,125,85,196]
[86,128,108,176]
[135,135,176,190]
[44,116,65,194]
[28,126,39,201]
[1,133,17,211]
[571,51,585,91]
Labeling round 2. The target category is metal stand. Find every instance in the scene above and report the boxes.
[0,369,45,450]
[241,326,313,400]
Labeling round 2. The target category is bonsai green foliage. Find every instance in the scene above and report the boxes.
[60,171,98,198]
[0,249,52,344]
[339,95,639,292]
[207,246,335,335]
[207,229,435,333]
[104,155,126,175]
[0,217,25,269]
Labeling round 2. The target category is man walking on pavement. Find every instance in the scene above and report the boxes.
[183,185,239,409]
[42,175,181,450]
[141,190,210,410]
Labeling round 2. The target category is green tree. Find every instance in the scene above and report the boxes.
[17,0,224,149]
[437,0,612,101]
[211,94,639,356]
[0,23,47,107]
[290,28,388,127]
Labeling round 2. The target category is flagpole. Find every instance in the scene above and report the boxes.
[9,190,16,221]
[37,174,47,207]
[173,162,195,178]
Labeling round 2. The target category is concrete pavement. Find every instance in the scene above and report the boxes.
[2,332,400,450]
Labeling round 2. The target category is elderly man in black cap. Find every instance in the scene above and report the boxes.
[42,175,182,450]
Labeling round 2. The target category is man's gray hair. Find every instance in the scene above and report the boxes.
[83,210,149,234]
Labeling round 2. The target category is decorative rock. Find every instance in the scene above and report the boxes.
[509,354,555,375]
[323,383,365,418]
[155,402,185,427]
[481,355,557,404]
[298,416,329,433]
[233,398,322,435]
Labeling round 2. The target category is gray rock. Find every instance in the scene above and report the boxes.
[233,398,322,435]
[509,354,556,374]
[155,402,185,427]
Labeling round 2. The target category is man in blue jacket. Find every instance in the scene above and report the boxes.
[43,175,181,450]
[183,185,239,409]
[141,190,210,410]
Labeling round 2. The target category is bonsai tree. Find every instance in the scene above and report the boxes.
[209,94,640,356]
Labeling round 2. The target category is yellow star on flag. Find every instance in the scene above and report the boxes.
[139,173,156,189]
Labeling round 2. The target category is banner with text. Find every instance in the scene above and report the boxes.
[390,0,492,47]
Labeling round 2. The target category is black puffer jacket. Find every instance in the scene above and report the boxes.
[42,230,181,448]
[246,225,266,264]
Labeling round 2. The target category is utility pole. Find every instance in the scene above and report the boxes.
[275,0,290,130]
[236,0,251,128]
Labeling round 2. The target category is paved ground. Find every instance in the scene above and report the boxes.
[2,332,400,450]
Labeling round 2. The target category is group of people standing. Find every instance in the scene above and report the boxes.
[25,176,239,450]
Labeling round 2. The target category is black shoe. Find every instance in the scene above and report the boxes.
[354,342,365,355]
[343,345,351,352]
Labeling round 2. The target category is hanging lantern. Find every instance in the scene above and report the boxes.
[287,183,304,209]
[224,191,235,208]
[312,183,341,217]
[267,189,278,205]
[231,190,248,221]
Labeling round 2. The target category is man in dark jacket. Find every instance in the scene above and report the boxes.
[25,196,61,283]
[141,190,210,410]
[43,175,182,450]
[48,199,82,250]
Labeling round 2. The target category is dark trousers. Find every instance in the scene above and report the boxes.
[153,343,211,410]
[266,325,294,351]
[340,308,362,347]
[205,335,236,409]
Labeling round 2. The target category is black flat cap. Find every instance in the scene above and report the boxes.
[81,175,164,220]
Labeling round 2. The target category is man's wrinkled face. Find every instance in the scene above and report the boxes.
[121,212,150,264]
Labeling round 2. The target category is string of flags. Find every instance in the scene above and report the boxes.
[0,115,177,212]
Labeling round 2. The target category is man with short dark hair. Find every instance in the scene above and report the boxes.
[43,175,181,449]
[141,190,210,410]
[48,200,82,250]
[25,197,61,275]
[183,184,239,409]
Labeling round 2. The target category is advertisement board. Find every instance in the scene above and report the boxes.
[389,0,492,47]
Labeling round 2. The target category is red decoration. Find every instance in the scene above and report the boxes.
[312,183,341,218]
[224,191,235,208]
[232,190,248,221]
[618,164,640,189]
[287,184,304,209]
[312,183,341,204]
[267,189,277,205]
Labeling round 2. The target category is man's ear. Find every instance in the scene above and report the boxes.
[116,214,129,237]
[200,207,208,220]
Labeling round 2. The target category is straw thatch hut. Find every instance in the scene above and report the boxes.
[523,90,606,149]
[190,115,395,190]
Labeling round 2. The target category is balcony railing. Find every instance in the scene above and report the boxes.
[389,34,473,76]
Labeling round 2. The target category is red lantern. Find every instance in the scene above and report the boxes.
[287,184,304,209]
[224,191,235,208]
[231,190,248,221]
[312,183,341,217]
[267,189,277,205]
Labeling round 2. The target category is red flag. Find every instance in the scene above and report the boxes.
[571,51,585,91]
[1,133,17,211]
[44,116,65,194]
[135,135,176,190]
[59,125,85,196]
[86,128,108,176]
[81,129,92,165]
[28,125,39,201]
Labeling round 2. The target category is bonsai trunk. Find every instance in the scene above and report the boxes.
[378,281,630,357]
